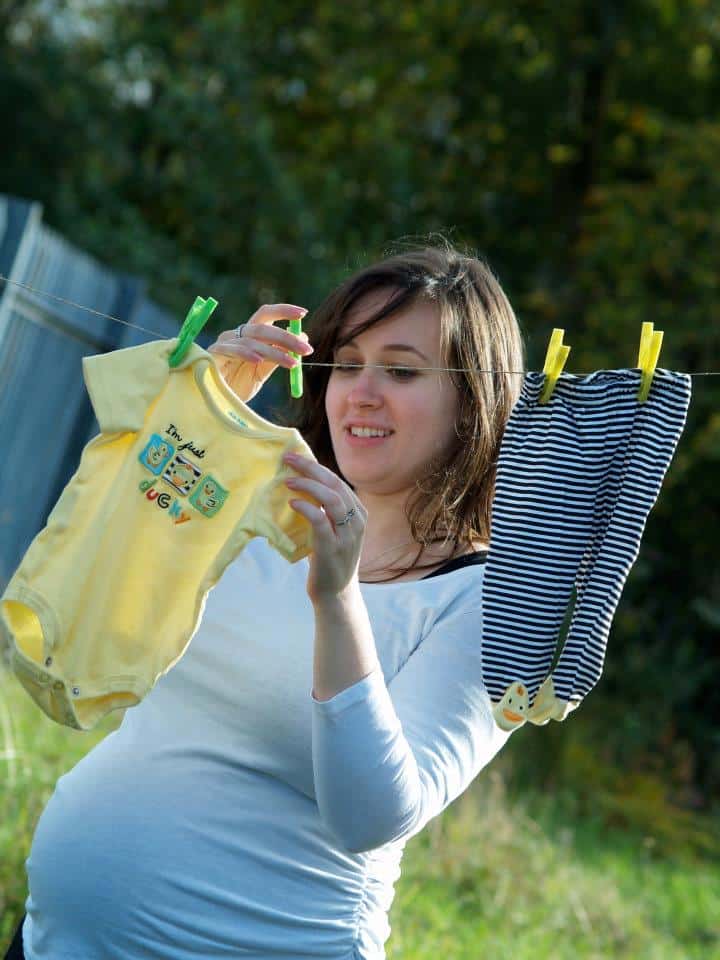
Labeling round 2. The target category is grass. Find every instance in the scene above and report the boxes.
[390,773,720,959]
[2,666,719,959]
[0,666,122,945]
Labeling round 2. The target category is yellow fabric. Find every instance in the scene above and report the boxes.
[0,339,315,730]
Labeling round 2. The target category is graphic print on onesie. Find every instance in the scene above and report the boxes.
[163,453,203,495]
[189,476,229,518]
[139,423,230,521]
[138,434,175,475]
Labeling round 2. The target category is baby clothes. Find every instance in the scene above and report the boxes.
[482,367,692,731]
[0,339,315,730]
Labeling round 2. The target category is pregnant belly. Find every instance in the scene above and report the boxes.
[25,734,366,959]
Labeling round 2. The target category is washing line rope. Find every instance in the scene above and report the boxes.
[1,273,717,378]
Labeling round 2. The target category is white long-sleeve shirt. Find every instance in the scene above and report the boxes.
[22,536,510,960]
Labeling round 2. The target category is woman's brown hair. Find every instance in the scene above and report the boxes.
[274,235,526,582]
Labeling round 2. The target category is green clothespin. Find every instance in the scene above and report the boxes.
[288,316,303,398]
[168,296,219,368]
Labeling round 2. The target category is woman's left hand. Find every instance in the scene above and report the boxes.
[282,453,367,605]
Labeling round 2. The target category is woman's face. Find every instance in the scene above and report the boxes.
[325,287,461,498]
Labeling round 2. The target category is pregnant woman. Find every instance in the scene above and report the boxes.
[6,238,525,959]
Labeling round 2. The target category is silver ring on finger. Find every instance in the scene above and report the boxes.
[335,507,356,527]
[234,323,247,340]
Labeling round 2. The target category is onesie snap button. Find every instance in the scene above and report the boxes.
[72,686,80,696]
[45,657,53,667]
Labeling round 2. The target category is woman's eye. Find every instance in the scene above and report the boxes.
[332,361,418,379]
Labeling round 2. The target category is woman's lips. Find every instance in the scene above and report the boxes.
[344,428,394,446]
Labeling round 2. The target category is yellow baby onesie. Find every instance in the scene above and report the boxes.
[0,339,316,730]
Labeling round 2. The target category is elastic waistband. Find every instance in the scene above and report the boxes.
[520,368,692,407]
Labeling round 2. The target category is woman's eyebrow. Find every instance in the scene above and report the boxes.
[341,339,431,363]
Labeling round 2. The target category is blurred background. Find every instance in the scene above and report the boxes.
[1,1,719,956]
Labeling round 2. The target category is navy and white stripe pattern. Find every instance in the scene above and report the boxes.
[482,367,692,731]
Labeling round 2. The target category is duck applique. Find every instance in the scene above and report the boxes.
[492,682,529,731]
[492,676,580,731]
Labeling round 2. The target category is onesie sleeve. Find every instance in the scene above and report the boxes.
[310,609,512,854]
[82,340,175,434]
[252,439,317,563]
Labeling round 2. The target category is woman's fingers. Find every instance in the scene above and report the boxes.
[240,322,313,356]
[209,304,313,363]
[207,339,264,364]
[209,337,308,369]
[285,476,347,515]
[205,304,313,403]
[248,303,307,326]
[246,304,311,353]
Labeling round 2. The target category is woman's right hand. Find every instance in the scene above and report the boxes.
[207,304,313,403]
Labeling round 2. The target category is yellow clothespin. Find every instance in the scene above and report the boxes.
[538,328,571,404]
[636,321,663,402]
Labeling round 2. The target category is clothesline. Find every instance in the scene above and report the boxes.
[1,273,717,378]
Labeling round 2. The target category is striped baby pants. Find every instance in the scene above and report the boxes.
[482,367,692,732]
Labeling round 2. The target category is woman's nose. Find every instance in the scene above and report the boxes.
[346,365,384,396]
